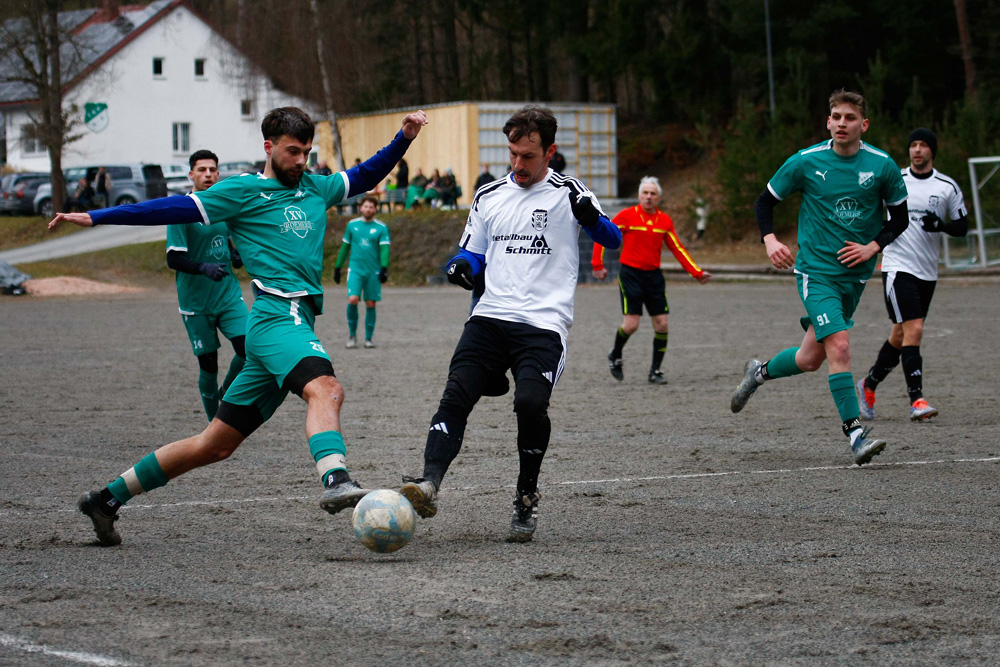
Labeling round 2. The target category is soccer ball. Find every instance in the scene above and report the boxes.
[352,489,416,553]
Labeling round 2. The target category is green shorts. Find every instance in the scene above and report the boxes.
[346,270,381,302]
[222,294,330,420]
[796,272,867,341]
[181,300,248,356]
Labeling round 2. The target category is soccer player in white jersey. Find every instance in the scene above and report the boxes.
[857,128,968,422]
[50,107,427,546]
[400,106,622,542]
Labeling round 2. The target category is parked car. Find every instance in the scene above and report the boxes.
[163,162,193,196]
[218,160,256,180]
[0,172,50,215]
[34,163,168,218]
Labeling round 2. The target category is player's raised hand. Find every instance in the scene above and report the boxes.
[763,233,794,270]
[48,212,94,230]
[401,110,428,140]
[567,189,601,228]
[446,258,475,290]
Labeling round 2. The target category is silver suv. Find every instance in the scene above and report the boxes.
[34,163,168,217]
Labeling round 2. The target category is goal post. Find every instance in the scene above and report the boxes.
[943,156,1000,269]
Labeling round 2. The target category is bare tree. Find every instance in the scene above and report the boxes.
[0,0,87,212]
[308,0,345,171]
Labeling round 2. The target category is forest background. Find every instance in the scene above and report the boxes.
[6,0,1000,240]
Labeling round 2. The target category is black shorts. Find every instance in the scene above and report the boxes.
[882,271,936,323]
[618,264,668,316]
[451,316,565,387]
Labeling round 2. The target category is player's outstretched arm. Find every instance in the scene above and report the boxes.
[48,212,93,230]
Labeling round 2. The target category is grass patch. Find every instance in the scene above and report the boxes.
[0,214,83,251]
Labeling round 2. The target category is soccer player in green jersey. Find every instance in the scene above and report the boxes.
[333,194,390,349]
[50,106,428,546]
[166,149,249,421]
[730,89,910,466]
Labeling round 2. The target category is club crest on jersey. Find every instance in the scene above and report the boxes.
[530,209,548,232]
[858,171,875,189]
[927,195,941,209]
[210,235,226,259]
[280,205,314,238]
[834,197,862,225]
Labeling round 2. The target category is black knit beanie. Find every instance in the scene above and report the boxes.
[908,128,937,157]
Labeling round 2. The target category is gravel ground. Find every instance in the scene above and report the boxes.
[2,278,999,666]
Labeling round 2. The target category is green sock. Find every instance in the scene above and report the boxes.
[364,307,377,341]
[309,431,347,485]
[220,355,245,401]
[107,451,169,504]
[346,303,359,337]
[829,372,859,422]
[764,347,803,379]
[198,369,220,421]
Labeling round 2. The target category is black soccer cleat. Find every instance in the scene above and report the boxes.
[506,492,541,543]
[319,479,369,515]
[607,351,624,381]
[78,490,121,546]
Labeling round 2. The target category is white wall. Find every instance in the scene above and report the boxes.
[5,5,311,172]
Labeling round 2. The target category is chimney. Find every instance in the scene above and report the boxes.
[103,0,120,20]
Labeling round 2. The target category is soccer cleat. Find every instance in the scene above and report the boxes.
[607,351,624,381]
[506,492,541,543]
[319,479,369,515]
[345,337,357,349]
[730,359,763,413]
[399,476,438,518]
[78,490,121,546]
[909,398,939,422]
[647,369,668,385]
[857,378,876,421]
[364,339,376,349]
[851,426,887,465]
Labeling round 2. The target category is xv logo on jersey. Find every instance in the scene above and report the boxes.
[834,197,862,225]
[858,171,875,189]
[280,205,314,238]
[210,235,226,259]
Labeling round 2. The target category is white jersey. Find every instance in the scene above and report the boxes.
[461,169,603,339]
[882,167,966,280]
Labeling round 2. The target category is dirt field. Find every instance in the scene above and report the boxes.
[2,278,999,666]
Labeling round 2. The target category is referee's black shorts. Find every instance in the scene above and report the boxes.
[618,264,668,316]
[882,270,936,323]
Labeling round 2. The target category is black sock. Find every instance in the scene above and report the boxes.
[867,340,902,390]
[612,328,630,358]
[901,345,923,402]
[651,332,668,372]
[325,469,351,488]
[98,487,120,517]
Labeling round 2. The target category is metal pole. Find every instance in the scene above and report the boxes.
[765,0,776,119]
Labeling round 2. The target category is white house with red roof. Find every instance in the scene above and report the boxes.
[0,0,313,172]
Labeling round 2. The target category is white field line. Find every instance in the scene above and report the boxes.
[32,455,1000,515]
[0,632,134,667]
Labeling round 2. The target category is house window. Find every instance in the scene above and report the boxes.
[240,99,253,118]
[153,57,164,77]
[194,58,206,77]
[172,122,190,153]
[20,126,45,155]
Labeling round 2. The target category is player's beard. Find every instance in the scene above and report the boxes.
[272,161,304,188]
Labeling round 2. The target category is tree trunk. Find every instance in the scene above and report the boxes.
[44,0,65,213]
[953,0,976,97]
[308,0,344,171]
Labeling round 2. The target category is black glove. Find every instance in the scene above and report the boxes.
[921,212,944,233]
[199,263,227,281]
[446,258,475,290]
[568,189,600,228]
[378,266,388,283]
[333,267,342,284]
[229,244,243,269]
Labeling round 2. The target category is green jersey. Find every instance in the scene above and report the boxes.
[190,172,349,311]
[768,139,907,280]
[166,219,243,315]
[341,217,390,275]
